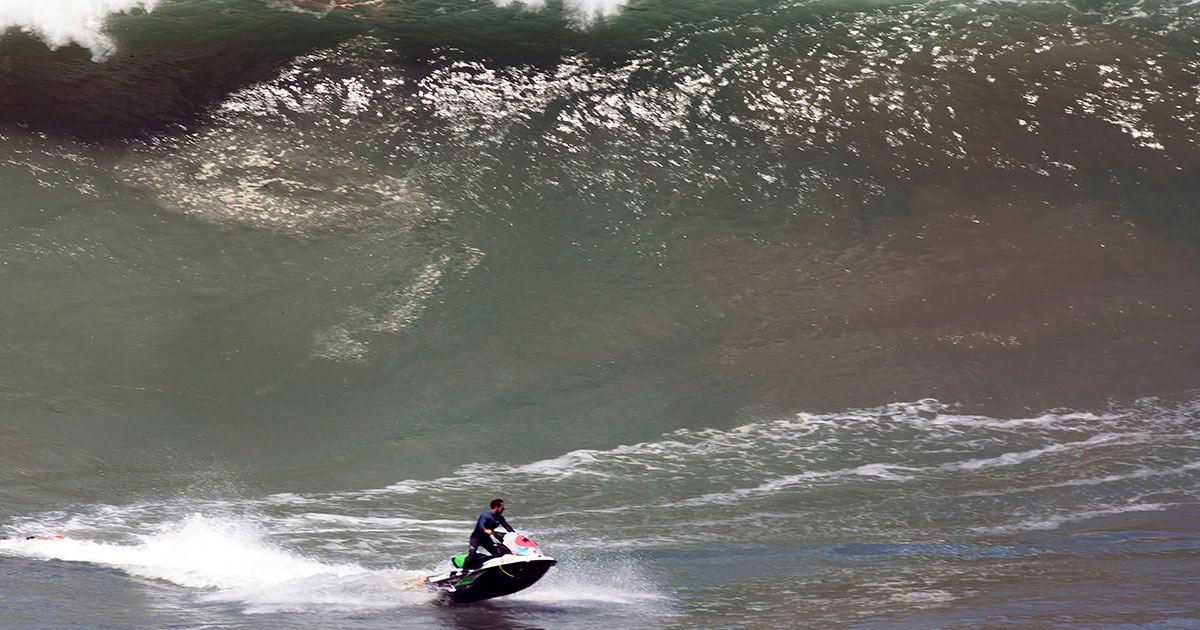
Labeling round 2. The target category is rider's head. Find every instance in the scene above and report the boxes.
[490,498,505,513]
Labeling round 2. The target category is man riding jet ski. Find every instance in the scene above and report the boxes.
[418,499,556,603]
[467,498,513,570]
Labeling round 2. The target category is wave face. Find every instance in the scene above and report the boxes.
[3,1,1200,629]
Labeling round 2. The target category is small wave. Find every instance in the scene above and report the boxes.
[887,588,958,606]
[939,432,1149,472]
[971,501,1185,534]
[961,461,1200,497]
[6,396,1197,581]
[300,396,1200,515]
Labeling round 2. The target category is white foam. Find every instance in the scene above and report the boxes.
[888,589,958,605]
[0,0,160,61]
[510,555,665,608]
[0,513,363,590]
[0,508,663,615]
[202,569,433,615]
[0,512,452,615]
[961,461,1200,497]
[972,502,1182,534]
[674,462,925,507]
[941,432,1148,471]
[493,0,630,26]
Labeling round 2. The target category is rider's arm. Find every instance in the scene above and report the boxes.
[477,512,495,536]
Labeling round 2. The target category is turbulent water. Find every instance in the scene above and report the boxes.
[2,1,1199,628]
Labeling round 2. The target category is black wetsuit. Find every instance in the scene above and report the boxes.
[466,509,513,568]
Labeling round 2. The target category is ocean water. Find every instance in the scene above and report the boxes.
[2,0,1199,628]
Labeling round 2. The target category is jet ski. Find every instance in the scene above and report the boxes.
[421,532,556,603]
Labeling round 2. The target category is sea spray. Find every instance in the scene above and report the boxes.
[0,513,363,590]
[0,0,161,61]
[0,0,632,64]
[493,0,630,25]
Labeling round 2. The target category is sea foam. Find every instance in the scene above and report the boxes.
[494,0,630,25]
[0,0,160,61]
[0,0,629,64]
[0,513,362,590]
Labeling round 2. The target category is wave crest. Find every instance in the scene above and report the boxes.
[0,0,160,61]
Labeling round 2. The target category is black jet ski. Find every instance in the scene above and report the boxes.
[420,532,556,603]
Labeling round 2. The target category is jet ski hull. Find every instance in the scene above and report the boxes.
[426,556,557,603]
